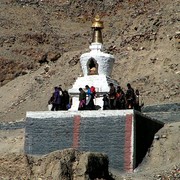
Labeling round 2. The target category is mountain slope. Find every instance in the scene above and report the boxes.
[0,0,179,122]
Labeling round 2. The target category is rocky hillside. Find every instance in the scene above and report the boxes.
[0,0,179,121]
[0,149,114,180]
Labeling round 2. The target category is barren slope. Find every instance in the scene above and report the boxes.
[0,0,179,122]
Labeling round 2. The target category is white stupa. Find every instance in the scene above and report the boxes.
[68,15,118,110]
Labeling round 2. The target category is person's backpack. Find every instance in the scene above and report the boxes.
[90,86,96,95]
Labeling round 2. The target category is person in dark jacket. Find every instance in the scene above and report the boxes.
[125,83,135,109]
[103,94,110,110]
[108,83,116,109]
[62,90,70,110]
[116,88,126,109]
[78,88,86,110]
[51,87,61,111]
[134,89,144,112]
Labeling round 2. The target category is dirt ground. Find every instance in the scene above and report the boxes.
[0,122,179,179]
[0,0,179,122]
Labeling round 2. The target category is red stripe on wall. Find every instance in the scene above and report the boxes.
[72,115,81,149]
[124,114,133,172]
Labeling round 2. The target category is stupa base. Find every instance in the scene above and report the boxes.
[68,75,119,111]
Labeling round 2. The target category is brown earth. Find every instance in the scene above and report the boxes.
[0,122,179,179]
[0,0,179,179]
[0,0,179,122]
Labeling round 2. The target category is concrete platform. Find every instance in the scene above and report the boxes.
[24,110,164,172]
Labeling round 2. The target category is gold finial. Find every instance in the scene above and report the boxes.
[92,15,104,29]
[91,15,104,44]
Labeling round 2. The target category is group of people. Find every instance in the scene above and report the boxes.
[48,83,143,112]
[78,85,96,110]
[78,83,143,112]
[48,86,71,111]
[104,83,143,111]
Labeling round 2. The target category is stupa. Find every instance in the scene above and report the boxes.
[68,15,118,110]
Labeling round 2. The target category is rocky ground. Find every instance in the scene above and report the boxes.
[0,0,179,122]
[0,122,179,179]
[0,0,179,179]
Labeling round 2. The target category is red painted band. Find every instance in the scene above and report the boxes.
[124,114,133,171]
[72,115,81,149]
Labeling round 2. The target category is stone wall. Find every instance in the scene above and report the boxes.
[142,103,180,123]
[25,110,134,171]
[24,110,164,172]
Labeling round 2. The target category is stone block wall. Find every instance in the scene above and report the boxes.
[142,103,180,123]
[25,110,134,171]
[25,110,164,172]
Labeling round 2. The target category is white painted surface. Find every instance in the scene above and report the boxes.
[69,96,79,111]
[68,75,119,110]
[26,110,134,119]
[131,113,135,171]
[68,42,118,111]
[68,75,118,94]
[80,43,115,76]
[69,96,104,111]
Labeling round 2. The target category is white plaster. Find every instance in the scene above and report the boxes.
[80,43,115,76]
[69,96,104,111]
[69,75,118,93]
[26,110,133,119]
[68,41,118,111]
[69,96,79,111]
[131,114,135,170]
[89,43,103,51]
[68,75,119,110]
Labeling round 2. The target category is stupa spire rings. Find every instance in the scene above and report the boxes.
[91,15,104,44]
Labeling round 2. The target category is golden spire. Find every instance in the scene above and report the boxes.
[91,15,104,44]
